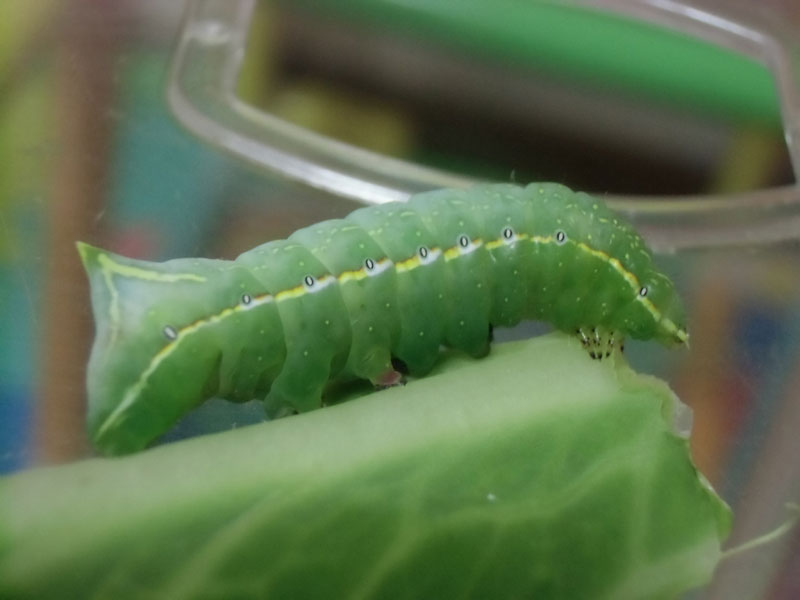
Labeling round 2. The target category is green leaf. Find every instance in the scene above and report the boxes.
[0,333,730,599]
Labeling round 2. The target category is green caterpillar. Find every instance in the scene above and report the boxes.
[78,183,688,455]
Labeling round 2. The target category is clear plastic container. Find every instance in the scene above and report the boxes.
[169,0,800,251]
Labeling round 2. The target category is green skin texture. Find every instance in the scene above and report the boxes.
[78,183,687,455]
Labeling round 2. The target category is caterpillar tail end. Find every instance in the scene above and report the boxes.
[76,240,101,270]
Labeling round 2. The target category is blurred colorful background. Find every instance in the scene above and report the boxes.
[1,1,799,597]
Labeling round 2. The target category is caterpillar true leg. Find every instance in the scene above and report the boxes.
[575,327,622,361]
